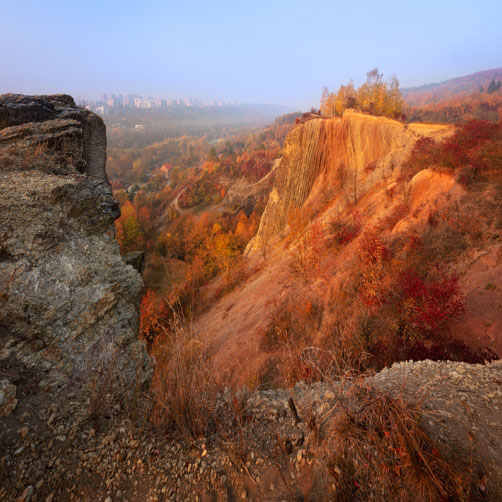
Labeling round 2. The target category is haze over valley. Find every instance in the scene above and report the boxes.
[1,1,502,501]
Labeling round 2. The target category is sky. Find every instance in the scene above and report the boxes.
[1,0,501,109]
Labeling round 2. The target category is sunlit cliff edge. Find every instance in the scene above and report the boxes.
[247,110,452,253]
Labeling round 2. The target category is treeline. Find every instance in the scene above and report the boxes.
[321,68,404,119]
[407,91,502,124]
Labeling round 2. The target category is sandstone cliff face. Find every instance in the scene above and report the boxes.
[0,94,150,388]
[247,111,452,253]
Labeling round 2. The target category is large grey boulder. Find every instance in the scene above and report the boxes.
[0,94,150,387]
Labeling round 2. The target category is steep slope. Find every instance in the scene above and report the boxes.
[199,112,453,384]
[247,111,451,254]
[0,94,150,391]
[198,110,501,386]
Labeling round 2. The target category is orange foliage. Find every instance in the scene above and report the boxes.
[287,206,326,277]
[140,289,168,349]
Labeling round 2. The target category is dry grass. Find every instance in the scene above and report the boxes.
[268,379,475,502]
[264,374,474,502]
[150,313,220,441]
[321,382,473,502]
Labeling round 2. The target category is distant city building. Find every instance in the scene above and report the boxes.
[91,93,235,115]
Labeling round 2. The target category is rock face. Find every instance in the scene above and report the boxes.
[247,111,452,253]
[0,379,17,417]
[0,94,150,386]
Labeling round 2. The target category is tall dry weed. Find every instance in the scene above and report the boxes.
[151,313,219,441]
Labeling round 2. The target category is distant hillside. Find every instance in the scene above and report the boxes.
[403,67,502,106]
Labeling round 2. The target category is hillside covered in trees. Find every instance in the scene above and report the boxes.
[403,67,502,106]
[3,78,502,501]
[109,109,301,333]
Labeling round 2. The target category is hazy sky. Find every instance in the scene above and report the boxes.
[1,0,501,109]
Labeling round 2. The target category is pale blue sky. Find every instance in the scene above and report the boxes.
[1,0,501,108]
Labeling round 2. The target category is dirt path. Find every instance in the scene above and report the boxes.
[171,186,187,213]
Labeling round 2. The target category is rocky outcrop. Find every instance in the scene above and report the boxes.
[247,111,452,253]
[371,359,502,498]
[0,94,150,387]
[2,357,501,501]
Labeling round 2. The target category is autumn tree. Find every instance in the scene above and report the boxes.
[321,69,403,119]
[207,226,240,281]
[388,75,403,116]
[115,201,144,253]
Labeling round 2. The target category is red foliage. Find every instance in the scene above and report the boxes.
[332,213,362,246]
[405,233,422,251]
[359,232,391,266]
[402,121,502,185]
[401,137,440,181]
[427,211,439,227]
[337,226,359,245]
[441,119,499,169]
[241,156,272,180]
[397,269,465,336]
[363,160,378,174]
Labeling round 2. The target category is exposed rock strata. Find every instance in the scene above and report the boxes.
[247,111,452,253]
[0,94,150,387]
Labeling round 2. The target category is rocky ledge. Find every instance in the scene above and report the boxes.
[1,359,501,501]
[0,94,150,394]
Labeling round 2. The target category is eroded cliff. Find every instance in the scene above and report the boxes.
[247,110,452,253]
[0,94,150,390]
[198,109,502,387]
